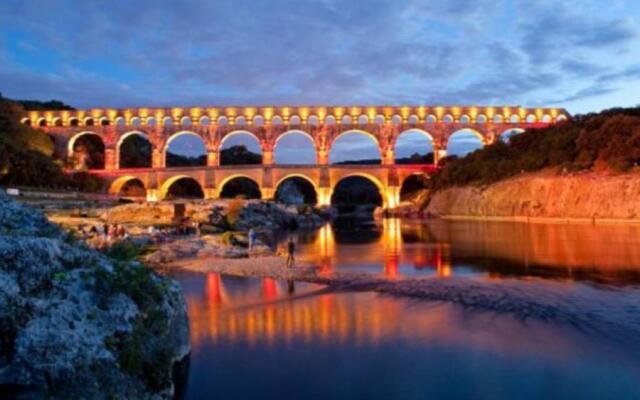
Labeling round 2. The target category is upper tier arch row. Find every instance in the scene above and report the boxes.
[20,105,570,127]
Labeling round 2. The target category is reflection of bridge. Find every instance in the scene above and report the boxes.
[23,105,568,207]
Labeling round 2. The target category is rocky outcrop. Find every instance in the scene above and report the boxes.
[233,202,326,230]
[0,191,190,399]
[144,235,272,265]
[103,199,328,231]
[427,170,640,221]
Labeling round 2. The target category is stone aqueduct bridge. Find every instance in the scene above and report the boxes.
[24,105,569,208]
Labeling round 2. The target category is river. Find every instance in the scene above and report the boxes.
[170,218,640,399]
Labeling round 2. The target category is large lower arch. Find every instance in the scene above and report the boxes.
[219,175,261,199]
[331,173,385,211]
[164,131,207,167]
[394,129,435,164]
[220,130,263,165]
[274,130,316,164]
[117,131,151,169]
[446,129,485,157]
[160,175,205,200]
[108,176,146,198]
[329,130,381,164]
[274,174,318,205]
[68,131,105,170]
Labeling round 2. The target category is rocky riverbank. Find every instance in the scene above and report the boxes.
[426,170,640,223]
[101,199,329,231]
[0,191,190,399]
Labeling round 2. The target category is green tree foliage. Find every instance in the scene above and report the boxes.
[165,152,206,167]
[0,93,75,111]
[431,107,640,190]
[395,152,434,164]
[0,98,103,191]
[119,134,151,168]
[220,144,262,165]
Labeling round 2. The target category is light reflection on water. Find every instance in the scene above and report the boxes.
[173,219,640,399]
[277,218,640,284]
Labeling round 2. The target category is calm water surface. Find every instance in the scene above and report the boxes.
[172,219,640,399]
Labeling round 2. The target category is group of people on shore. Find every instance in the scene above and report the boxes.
[77,219,297,266]
[76,223,128,247]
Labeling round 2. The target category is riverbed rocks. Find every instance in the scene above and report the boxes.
[144,234,272,265]
[101,199,328,231]
[232,201,326,230]
[0,190,190,399]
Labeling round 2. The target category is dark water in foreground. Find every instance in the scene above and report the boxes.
[171,219,640,400]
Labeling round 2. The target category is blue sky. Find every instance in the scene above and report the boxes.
[1,0,640,160]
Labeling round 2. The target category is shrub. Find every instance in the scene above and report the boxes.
[102,241,144,262]
[430,107,640,190]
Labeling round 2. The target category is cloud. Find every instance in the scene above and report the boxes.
[0,0,639,114]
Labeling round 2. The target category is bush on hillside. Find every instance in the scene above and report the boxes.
[431,107,640,190]
[0,98,104,191]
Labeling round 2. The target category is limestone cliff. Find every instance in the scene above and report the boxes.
[426,170,640,221]
[0,190,190,399]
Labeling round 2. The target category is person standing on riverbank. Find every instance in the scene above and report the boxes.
[248,228,257,251]
[286,236,296,268]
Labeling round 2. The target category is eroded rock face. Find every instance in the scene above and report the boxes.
[427,171,640,221]
[0,191,190,399]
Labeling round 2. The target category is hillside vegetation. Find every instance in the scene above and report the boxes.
[0,97,103,191]
[431,107,640,190]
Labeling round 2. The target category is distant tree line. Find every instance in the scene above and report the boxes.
[431,107,640,190]
[0,92,75,110]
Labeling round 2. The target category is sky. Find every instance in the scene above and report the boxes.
[1,0,640,160]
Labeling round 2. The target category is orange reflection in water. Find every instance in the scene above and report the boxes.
[297,218,450,278]
[187,276,403,347]
[186,274,593,361]
[205,272,225,306]
[295,218,640,282]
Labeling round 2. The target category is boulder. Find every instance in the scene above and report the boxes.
[0,190,190,399]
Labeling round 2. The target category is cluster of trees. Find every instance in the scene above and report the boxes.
[0,97,103,191]
[164,145,262,167]
[431,107,640,190]
[220,145,262,165]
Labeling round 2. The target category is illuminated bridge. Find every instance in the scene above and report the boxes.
[23,105,569,208]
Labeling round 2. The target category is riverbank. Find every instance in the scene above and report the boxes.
[426,169,640,223]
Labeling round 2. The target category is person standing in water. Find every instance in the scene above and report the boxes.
[286,236,296,268]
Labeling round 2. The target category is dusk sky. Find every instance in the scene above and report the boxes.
[1,0,639,160]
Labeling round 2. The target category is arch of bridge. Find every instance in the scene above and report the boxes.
[45,119,556,165]
[158,173,206,200]
[217,171,264,193]
[273,172,320,191]
[108,175,147,196]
